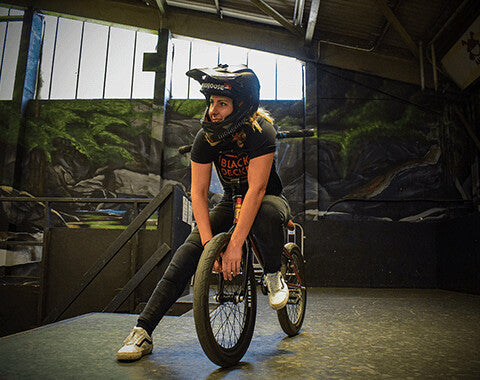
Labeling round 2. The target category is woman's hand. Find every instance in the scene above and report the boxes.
[212,258,222,273]
[218,153,275,281]
[220,243,243,281]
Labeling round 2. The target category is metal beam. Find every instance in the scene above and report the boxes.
[373,0,418,58]
[103,243,171,313]
[250,0,303,36]
[213,0,222,18]
[0,15,24,21]
[293,0,305,26]
[154,0,166,14]
[305,0,320,43]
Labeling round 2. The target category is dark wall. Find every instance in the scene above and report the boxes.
[304,219,437,288]
[0,283,39,337]
[437,213,480,294]
[304,214,480,294]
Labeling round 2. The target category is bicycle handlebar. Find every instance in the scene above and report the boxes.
[276,129,315,139]
[178,128,315,154]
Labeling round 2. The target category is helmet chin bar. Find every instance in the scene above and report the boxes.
[201,107,252,144]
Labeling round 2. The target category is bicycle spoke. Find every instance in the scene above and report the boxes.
[208,278,249,349]
[193,233,257,366]
[213,304,243,347]
[277,246,306,335]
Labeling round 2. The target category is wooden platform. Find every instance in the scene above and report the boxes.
[1,288,479,379]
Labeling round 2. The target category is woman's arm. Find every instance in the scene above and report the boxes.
[221,152,275,280]
[191,161,213,247]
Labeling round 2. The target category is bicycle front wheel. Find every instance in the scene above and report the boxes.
[277,242,307,336]
[193,233,257,367]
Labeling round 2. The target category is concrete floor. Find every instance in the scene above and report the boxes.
[0,288,479,379]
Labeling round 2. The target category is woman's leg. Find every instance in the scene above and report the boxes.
[250,195,290,274]
[136,200,233,335]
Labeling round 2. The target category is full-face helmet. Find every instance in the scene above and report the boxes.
[186,64,260,143]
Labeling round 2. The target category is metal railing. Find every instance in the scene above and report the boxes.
[1,184,174,324]
[0,195,154,266]
[325,198,476,213]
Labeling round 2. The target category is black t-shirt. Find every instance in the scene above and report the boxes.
[191,116,283,197]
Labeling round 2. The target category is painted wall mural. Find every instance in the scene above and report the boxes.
[307,65,471,222]
[1,99,163,234]
[163,67,472,222]
[0,65,474,240]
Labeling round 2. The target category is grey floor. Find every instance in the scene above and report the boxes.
[1,288,479,379]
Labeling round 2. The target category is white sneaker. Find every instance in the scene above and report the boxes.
[265,271,289,310]
[116,327,153,361]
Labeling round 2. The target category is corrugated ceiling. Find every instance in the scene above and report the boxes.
[155,0,468,59]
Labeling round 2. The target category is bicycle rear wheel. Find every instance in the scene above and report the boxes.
[277,242,307,336]
[193,233,257,367]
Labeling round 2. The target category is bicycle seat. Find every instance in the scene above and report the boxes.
[287,220,295,231]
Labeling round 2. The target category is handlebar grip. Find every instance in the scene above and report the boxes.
[276,129,315,139]
[178,145,192,154]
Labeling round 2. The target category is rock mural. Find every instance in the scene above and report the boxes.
[304,65,471,221]
[1,99,165,233]
[0,65,474,235]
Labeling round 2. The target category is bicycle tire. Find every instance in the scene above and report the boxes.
[277,242,307,336]
[193,233,257,367]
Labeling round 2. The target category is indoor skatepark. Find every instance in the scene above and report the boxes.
[1,0,480,378]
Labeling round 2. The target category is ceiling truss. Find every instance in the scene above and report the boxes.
[1,0,477,87]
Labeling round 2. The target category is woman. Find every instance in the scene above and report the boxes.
[117,64,291,361]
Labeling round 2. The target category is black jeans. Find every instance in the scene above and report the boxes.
[137,194,290,335]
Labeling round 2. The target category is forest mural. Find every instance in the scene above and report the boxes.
[306,65,471,221]
[0,99,163,235]
[0,63,474,271]
[163,66,472,222]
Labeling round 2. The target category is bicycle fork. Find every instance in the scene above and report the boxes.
[213,257,253,307]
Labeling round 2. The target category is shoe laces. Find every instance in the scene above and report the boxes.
[266,272,283,292]
[124,327,148,345]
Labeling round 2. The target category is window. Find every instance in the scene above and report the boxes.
[248,49,277,99]
[104,26,136,99]
[171,38,190,99]
[171,36,304,100]
[76,22,109,99]
[132,31,157,98]
[0,7,303,101]
[39,15,158,100]
[49,17,83,99]
[0,7,24,100]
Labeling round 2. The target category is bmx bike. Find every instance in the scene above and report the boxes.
[192,185,307,367]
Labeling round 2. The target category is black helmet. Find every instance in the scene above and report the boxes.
[186,64,260,143]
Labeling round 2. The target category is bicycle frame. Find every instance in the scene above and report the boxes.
[219,192,305,301]
[193,188,307,367]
